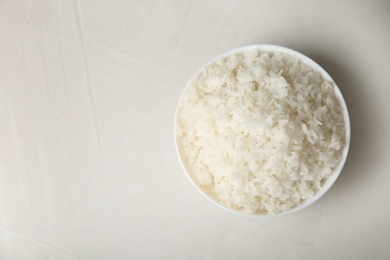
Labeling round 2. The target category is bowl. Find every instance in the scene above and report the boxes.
[174,44,350,218]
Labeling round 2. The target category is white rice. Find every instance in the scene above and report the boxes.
[176,49,345,214]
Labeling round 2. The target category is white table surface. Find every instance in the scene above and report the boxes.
[1,0,390,259]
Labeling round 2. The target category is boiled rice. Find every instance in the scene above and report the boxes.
[176,49,345,214]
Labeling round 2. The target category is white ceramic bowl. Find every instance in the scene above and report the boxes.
[174,44,351,218]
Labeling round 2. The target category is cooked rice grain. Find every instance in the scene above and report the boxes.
[177,50,345,214]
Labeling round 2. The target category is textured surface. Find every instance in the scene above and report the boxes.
[0,0,389,259]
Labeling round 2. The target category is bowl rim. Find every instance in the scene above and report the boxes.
[174,44,351,218]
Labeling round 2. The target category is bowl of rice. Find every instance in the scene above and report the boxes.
[174,45,350,217]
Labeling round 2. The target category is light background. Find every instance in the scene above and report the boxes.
[0,0,389,259]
